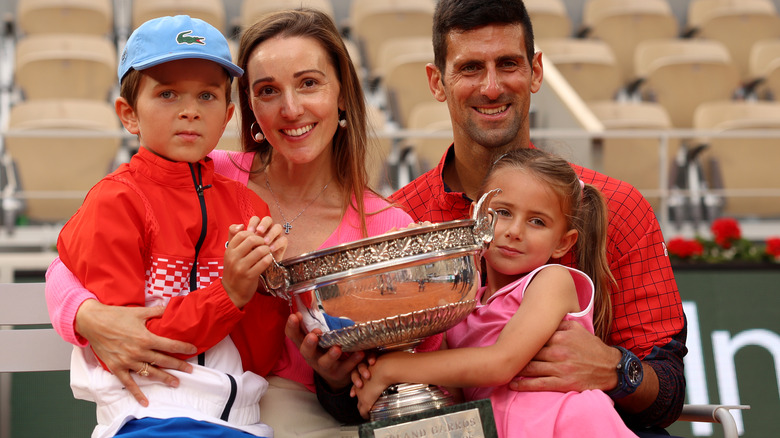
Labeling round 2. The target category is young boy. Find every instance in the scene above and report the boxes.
[56,15,288,437]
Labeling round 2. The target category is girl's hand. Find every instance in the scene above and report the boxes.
[350,359,390,419]
[350,361,373,390]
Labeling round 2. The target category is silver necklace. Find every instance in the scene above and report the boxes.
[264,170,330,234]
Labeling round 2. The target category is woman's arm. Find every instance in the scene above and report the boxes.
[352,266,580,417]
[45,256,197,406]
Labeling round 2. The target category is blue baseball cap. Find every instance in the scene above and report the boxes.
[118,15,243,82]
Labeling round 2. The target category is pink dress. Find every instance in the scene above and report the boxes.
[446,265,638,438]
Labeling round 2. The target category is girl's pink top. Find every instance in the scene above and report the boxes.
[46,150,413,391]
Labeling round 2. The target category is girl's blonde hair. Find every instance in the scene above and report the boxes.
[483,148,616,341]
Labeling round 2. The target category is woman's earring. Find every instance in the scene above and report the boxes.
[338,111,347,128]
[251,122,265,143]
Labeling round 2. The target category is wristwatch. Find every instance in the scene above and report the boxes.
[606,346,643,399]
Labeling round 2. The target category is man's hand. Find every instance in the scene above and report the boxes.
[510,320,620,393]
[285,312,367,390]
[75,300,196,406]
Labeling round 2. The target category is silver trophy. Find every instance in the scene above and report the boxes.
[261,189,500,421]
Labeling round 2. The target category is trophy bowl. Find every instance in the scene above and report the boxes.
[260,189,499,420]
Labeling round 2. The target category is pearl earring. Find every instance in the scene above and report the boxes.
[338,110,347,128]
[251,122,265,142]
[339,118,347,128]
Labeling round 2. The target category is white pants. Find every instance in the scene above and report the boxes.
[260,376,357,438]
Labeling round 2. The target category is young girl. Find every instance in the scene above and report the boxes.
[351,148,638,437]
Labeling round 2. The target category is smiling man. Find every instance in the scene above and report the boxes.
[386,1,687,437]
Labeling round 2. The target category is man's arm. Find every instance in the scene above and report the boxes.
[618,322,687,428]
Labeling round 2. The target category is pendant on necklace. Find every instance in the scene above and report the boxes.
[283,222,292,234]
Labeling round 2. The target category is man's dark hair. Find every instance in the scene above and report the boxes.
[432,0,535,74]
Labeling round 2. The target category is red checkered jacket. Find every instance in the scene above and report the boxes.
[57,147,288,377]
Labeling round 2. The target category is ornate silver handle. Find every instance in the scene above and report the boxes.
[258,257,291,300]
[472,188,501,247]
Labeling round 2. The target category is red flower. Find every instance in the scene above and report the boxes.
[711,218,741,249]
[667,237,704,259]
[766,237,780,259]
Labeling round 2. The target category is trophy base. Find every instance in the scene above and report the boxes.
[359,398,497,438]
[370,383,454,421]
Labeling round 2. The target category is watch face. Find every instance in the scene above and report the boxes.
[627,359,643,385]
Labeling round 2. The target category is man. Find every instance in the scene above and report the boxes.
[306,1,686,436]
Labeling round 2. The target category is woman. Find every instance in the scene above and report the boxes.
[46,9,411,437]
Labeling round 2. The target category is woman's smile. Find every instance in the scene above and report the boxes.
[281,123,316,138]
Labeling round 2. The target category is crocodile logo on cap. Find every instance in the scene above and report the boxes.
[176,30,205,45]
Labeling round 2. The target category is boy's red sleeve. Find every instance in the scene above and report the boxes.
[57,180,243,360]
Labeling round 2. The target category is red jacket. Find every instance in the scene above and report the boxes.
[57,147,288,376]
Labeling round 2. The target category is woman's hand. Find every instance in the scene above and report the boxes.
[74,299,196,406]
[285,312,369,390]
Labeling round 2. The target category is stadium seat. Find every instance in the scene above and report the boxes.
[747,38,780,100]
[405,101,452,173]
[686,0,780,81]
[132,0,226,33]
[525,0,572,39]
[537,38,623,102]
[14,33,117,101]
[692,100,780,217]
[372,36,432,84]
[16,0,114,36]
[239,0,335,29]
[382,40,436,127]
[581,0,678,81]
[350,0,435,74]
[588,100,674,211]
[634,39,740,128]
[366,103,393,191]
[4,99,122,223]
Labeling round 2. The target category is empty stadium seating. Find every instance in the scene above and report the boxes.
[16,0,113,36]
[748,38,780,99]
[686,0,780,81]
[14,33,117,101]
[537,38,623,102]
[634,38,740,127]
[588,100,676,212]
[350,0,435,75]
[239,0,335,30]
[405,101,452,172]
[692,100,780,217]
[525,0,572,39]
[379,37,436,127]
[581,0,679,81]
[4,99,122,223]
[132,0,227,33]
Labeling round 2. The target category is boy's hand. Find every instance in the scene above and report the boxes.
[250,216,287,261]
[223,217,287,308]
